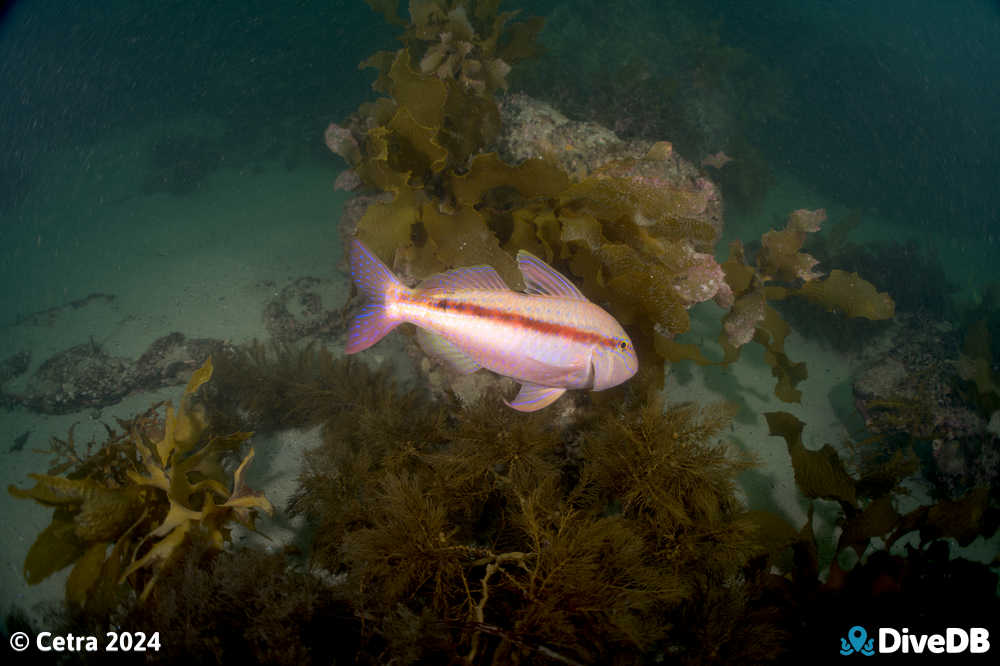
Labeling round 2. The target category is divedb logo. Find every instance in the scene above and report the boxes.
[840,625,991,656]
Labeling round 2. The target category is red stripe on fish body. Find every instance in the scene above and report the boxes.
[394,288,620,390]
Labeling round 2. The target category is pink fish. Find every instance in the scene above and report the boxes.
[345,239,638,411]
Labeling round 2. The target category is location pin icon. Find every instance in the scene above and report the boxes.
[848,626,867,653]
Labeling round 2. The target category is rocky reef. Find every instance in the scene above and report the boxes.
[854,315,1000,498]
[0,333,225,414]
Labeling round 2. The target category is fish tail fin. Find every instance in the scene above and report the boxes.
[345,239,405,354]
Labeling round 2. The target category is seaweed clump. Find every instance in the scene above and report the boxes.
[287,358,780,663]
[34,341,777,663]
[8,359,273,617]
[46,340,993,664]
[772,212,950,353]
[118,543,358,666]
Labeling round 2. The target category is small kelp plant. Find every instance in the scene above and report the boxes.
[8,358,273,613]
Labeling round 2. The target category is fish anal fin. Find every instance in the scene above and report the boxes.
[505,383,567,412]
[516,251,588,300]
[416,329,482,375]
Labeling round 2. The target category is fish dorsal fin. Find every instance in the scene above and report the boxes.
[516,251,588,300]
[419,265,509,292]
[505,382,567,412]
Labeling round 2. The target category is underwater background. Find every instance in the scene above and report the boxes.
[1,1,999,663]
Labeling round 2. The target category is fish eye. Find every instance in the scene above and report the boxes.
[618,340,629,351]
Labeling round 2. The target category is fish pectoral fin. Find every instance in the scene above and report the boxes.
[505,383,567,412]
[416,329,482,375]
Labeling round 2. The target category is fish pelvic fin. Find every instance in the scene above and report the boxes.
[345,239,405,354]
[505,382,567,412]
[416,328,483,374]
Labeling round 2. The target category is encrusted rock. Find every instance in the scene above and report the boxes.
[497,93,723,248]
[0,350,30,385]
[5,334,225,414]
[852,315,998,497]
[15,341,136,414]
[498,93,629,177]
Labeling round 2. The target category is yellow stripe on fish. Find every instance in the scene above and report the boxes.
[345,238,637,411]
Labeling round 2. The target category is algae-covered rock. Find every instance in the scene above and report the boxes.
[852,316,997,497]
[6,334,224,415]
[330,3,890,404]
[498,94,723,248]
[497,92,629,178]
[336,89,727,343]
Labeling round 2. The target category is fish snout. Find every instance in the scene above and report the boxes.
[592,335,639,391]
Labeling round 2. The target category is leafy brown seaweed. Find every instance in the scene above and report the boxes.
[749,413,999,657]
[8,358,273,611]
[764,409,997,564]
